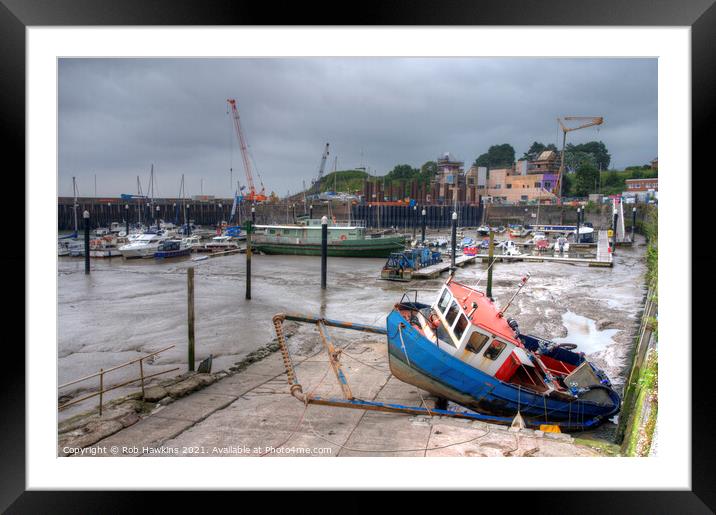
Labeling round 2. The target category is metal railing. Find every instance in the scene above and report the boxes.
[58,345,178,416]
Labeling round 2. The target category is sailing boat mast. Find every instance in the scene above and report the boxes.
[71,176,78,235]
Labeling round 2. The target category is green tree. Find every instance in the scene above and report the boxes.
[564,149,597,172]
[473,143,515,169]
[573,163,600,197]
[385,164,418,181]
[567,141,611,169]
[418,161,438,184]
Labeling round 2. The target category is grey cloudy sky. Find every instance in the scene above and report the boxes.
[58,58,657,198]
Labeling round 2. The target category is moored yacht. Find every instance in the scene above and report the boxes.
[118,232,167,259]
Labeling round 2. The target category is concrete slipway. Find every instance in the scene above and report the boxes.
[82,337,602,458]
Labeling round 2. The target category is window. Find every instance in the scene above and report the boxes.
[506,184,512,189]
[484,340,507,360]
[453,314,469,340]
[437,289,451,313]
[521,195,528,201]
[535,182,541,188]
[544,182,551,189]
[445,301,460,327]
[465,332,489,354]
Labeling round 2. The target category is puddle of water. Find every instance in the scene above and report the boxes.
[553,311,619,355]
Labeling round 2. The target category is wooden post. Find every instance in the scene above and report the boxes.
[321,216,328,289]
[98,368,104,416]
[245,221,252,300]
[83,210,90,274]
[187,267,195,371]
[612,210,619,255]
[486,230,495,299]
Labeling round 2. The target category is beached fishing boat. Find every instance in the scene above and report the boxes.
[253,218,405,258]
[380,247,442,281]
[384,275,620,430]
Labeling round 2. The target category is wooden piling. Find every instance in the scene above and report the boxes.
[321,216,328,289]
[245,221,252,300]
[450,211,457,272]
[187,266,195,372]
[486,230,495,299]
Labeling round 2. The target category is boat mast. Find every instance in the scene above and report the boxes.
[72,176,78,235]
[498,273,531,318]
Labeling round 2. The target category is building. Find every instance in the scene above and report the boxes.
[527,150,561,175]
[624,178,658,202]
[434,152,466,204]
[483,168,558,204]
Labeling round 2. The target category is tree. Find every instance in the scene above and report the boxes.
[522,142,557,161]
[567,141,611,169]
[473,143,515,169]
[573,163,599,197]
[385,164,418,181]
[418,161,438,184]
[564,149,597,172]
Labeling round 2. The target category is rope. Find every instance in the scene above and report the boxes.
[398,324,435,417]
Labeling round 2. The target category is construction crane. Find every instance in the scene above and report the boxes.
[555,116,604,200]
[311,143,330,193]
[227,98,267,202]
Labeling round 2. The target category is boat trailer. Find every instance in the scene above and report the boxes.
[272,312,534,427]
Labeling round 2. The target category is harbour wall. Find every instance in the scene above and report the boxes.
[57,197,645,232]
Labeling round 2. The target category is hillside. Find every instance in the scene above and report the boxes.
[315,169,369,194]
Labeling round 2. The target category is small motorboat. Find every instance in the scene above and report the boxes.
[554,237,570,254]
[385,275,620,430]
[118,232,167,259]
[204,235,239,252]
[154,239,191,259]
[477,225,491,236]
[500,240,522,256]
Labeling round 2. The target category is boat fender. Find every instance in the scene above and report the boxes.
[340,234,347,240]
[429,313,441,329]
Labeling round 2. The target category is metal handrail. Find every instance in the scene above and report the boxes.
[58,345,177,415]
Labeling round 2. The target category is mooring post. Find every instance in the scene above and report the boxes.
[632,206,637,242]
[245,220,252,300]
[450,211,457,272]
[83,210,90,274]
[251,206,256,224]
[486,229,495,299]
[576,207,581,244]
[156,205,161,230]
[412,205,417,241]
[421,208,426,244]
[321,216,328,289]
[309,204,313,220]
[187,266,195,371]
[125,204,130,236]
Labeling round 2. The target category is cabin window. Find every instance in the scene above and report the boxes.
[453,314,469,340]
[437,289,451,313]
[465,332,490,354]
[484,340,507,360]
[445,301,460,327]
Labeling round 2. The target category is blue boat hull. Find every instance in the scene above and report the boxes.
[386,309,620,430]
[154,249,191,259]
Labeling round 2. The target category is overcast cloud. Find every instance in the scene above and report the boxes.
[58,58,657,198]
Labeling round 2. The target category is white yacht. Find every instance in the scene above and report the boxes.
[204,235,239,251]
[118,232,167,259]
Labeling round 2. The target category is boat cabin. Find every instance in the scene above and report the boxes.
[406,278,583,396]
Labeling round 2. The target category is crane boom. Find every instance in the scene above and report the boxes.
[227,98,266,202]
[317,143,330,181]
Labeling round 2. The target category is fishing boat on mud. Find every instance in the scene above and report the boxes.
[380,247,442,281]
[385,275,620,429]
[272,271,620,432]
[253,218,405,258]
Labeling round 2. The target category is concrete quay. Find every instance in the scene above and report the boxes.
[81,338,603,458]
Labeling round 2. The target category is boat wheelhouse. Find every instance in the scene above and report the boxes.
[386,276,620,430]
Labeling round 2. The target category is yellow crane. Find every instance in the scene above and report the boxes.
[555,116,604,200]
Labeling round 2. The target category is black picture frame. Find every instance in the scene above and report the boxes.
[1,1,710,512]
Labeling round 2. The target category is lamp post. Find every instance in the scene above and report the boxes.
[576,207,581,244]
[412,205,417,241]
[450,211,458,273]
[125,204,129,236]
[156,205,161,230]
[83,210,90,274]
[421,208,426,244]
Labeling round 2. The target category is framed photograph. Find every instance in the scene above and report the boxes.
[3,0,709,511]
